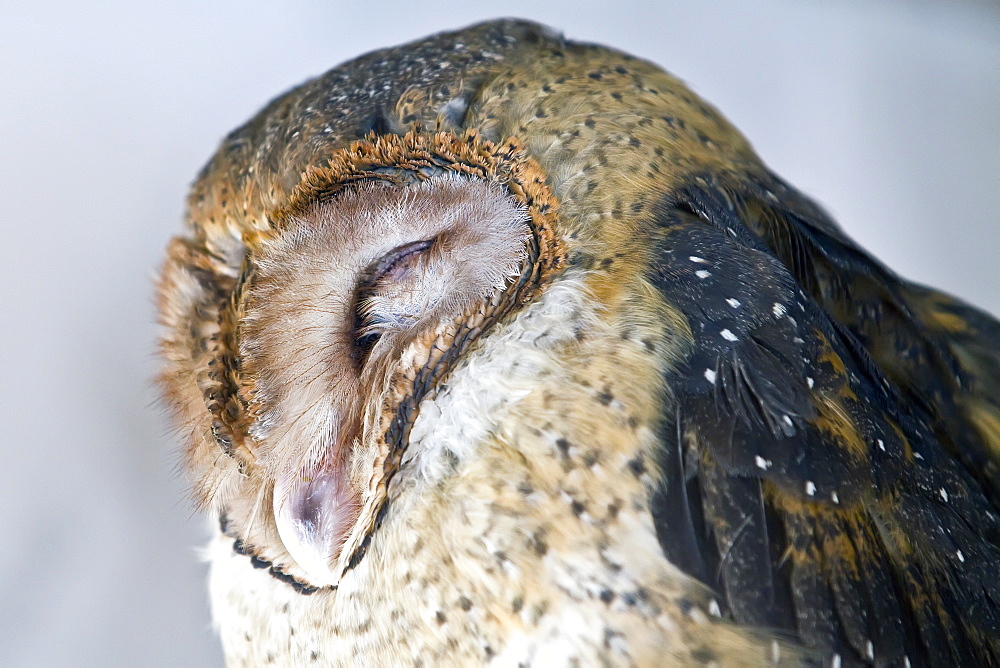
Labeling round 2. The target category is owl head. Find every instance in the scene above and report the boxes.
[158,131,566,588]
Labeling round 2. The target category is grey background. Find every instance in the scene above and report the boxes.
[1,1,996,665]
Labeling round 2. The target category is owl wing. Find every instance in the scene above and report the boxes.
[648,173,1000,666]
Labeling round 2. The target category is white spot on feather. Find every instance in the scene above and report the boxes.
[831,491,840,504]
[940,488,949,502]
[726,298,741,308]
[695,269,711,279]
[805,481,817,496]
[806,376,814,388]
[708,599,721,617]
[704,368,717,384]
[438,97,469,123]
[755,456,772,470]
[957,550,965,563]
[772,302,787,317]
[689,256,707,263]
[877,439,886,451]
[720,329,738,342]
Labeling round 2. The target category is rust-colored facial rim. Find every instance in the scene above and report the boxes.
[201,129,565,583]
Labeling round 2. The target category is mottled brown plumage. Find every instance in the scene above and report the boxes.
[158,19,1000,666]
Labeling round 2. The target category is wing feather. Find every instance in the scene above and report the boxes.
[647,182,1000,665]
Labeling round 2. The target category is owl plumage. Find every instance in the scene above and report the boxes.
[158,19,1000,666]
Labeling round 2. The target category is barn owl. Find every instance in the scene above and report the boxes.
[157,19,1000,666]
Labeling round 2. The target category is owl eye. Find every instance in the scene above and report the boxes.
[369,238,435,283]
[353,238,436,361]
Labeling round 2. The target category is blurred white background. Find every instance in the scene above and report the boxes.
[1,1,996,665]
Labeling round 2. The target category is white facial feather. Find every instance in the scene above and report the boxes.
[402,276,592,485]
[235,174,531,583]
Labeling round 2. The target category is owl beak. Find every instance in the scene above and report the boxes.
[273,465,361,588]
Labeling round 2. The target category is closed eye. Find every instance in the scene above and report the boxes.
[369,239,434,282]
[352,239,436,364]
